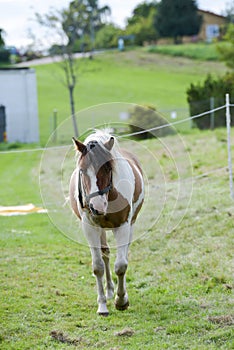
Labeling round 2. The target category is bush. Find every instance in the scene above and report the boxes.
[217,23,234,69]
[128,105,175,139]
[95,24,121,49]
[187,73,234,129]
[0,48,10,63]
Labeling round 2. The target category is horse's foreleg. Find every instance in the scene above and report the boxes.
[82,222,109,316]
[113,224,132,311]
[101,232,115,300]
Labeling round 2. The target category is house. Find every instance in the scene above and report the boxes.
[197,10,227,42]
[157,9,227,44]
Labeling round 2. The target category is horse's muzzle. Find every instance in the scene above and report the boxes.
[89,203,105,216]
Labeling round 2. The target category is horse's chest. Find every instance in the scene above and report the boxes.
[88,195,131,229]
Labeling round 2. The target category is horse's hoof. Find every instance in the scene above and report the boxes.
[97,303,109,316]
[98,311,109,317]
[115,300,129,311]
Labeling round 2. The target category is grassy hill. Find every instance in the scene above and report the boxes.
[35,49,226,145]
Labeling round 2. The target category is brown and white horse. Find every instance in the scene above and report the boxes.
[69,130,144,315]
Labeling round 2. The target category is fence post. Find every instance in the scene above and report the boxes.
[53,109,57,143]
[210,96,215,130]
[225,93,234,200]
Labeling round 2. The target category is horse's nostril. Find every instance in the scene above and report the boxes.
[90,204,100,216]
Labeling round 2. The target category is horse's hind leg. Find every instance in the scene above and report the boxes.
[101,231,115,300]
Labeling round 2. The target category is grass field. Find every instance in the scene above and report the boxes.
[1,50,233,349]
[35,50,226,145]
[1,127,234,349]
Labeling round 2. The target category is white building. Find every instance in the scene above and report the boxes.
[0,68,39,143]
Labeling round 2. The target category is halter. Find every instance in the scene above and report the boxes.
[78,169,112,209]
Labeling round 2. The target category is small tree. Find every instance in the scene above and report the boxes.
[36,8,80,137]
[63,0,111,56]
[156,0,202,44]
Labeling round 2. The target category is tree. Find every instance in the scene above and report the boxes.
[156,0,202,43]
[217,23,234,69]
[36,8,80,137]
[35,1,110,137]
[0,29,10,64]
[127,1,158,26]
[0,28,5,47]
[126,1,159,45]
[224,0,234,23]
[63,0,111,54]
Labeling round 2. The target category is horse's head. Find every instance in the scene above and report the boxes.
[73,136,114,216]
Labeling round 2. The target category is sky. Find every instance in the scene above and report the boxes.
[0,0,228,49]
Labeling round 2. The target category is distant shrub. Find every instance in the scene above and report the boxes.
[0,48,10,63]
[95,24,121,49]
[187,73,234,129]
[128,104,175,139]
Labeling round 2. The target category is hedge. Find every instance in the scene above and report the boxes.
[187,73,234,129]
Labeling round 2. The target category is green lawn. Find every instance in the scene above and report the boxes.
[36,50,226,145]
[1,128,233,349]
[1,50,233,349]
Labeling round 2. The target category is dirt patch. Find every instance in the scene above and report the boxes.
[50,330,82,345]
[114,328,135,337]
[208,315,234,326]
[111,50,226,75]
[154,326,166,333]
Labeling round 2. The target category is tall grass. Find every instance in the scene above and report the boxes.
[147,43,222,61]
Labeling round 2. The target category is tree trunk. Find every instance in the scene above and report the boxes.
[69,85,79,138]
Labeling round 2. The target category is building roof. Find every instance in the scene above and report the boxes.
[198,9,226,19]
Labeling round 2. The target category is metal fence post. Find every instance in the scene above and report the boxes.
[225,93,234,200]
[210,96,215,130]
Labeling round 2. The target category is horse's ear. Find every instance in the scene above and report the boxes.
[104,137,114,151]
[72,137,86,153]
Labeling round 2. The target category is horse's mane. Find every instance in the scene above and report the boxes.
[84,129,119,156]
[80,129,119,172]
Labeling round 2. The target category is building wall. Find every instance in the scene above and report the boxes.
[198,10,227,41]
[0,68,39,143]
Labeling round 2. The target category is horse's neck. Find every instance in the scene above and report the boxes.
[112,151,135,202]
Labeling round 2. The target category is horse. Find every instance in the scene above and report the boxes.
[69,130,144,316]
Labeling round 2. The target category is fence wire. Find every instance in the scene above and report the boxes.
[0,103,229,154]
[119,104,227,138]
